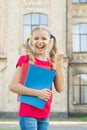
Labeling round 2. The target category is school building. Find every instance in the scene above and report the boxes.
[0,0,87,118]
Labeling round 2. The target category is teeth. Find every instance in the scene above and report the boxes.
[39,47,43,48]
[37,46,44,49]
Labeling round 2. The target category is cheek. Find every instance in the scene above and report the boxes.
[31,42,36,47]
[45,41,50,46]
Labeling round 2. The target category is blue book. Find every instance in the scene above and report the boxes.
[20,64,56,109]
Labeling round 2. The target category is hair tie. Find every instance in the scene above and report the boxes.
[50,34,55,39]
[28,35,32,40]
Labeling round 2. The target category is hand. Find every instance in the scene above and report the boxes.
[55,50,64,69]
[38,88,52,101]
[55,50,64,61]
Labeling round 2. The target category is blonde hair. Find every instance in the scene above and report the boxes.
[25,26,58,70]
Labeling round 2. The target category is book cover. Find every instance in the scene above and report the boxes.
[20,64,56,109]
[17,63,29,101]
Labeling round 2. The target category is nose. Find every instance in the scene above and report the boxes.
[38,39,42,43]
[37,39,43,45]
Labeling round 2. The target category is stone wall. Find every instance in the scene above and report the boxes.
[68,1,87,115]
[0,0,68,118]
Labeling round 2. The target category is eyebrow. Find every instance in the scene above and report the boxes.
[33,36,48,39]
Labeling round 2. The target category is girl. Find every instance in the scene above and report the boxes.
[9,26,64,130]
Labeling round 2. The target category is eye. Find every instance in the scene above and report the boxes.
[34,37,39,40]
[42,37,47,40]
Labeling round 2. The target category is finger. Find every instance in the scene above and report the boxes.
[45,97,49,101]
[47,89,52,93]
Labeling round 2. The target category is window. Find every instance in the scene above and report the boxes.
[23,13,48,44]
[73,74,87,104]
[72,0,87,3]
[73,24,87,52]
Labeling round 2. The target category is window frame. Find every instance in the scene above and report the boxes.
[72,23,87,53]
[73,74,87,105]
[72,0,87,3]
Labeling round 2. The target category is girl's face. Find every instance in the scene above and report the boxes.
[32,29,51,57]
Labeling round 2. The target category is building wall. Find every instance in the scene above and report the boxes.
[0,0,68,118]
[68,1,87,116]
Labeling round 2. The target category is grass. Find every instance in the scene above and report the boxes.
[79,117,87,121]
[1,117,87,122]
[0,119,18,122]
[50,116,87,122]
[0,129,19,130]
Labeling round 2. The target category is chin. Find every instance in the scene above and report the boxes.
[36,52,44,55]
[36,49,45,54]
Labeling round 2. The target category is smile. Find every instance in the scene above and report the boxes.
[36,45,45,49]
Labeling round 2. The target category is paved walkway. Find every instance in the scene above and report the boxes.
[0,121,87,129]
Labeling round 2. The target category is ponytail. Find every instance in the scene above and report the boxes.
[25,38,35,64]
[49,36,58,70]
